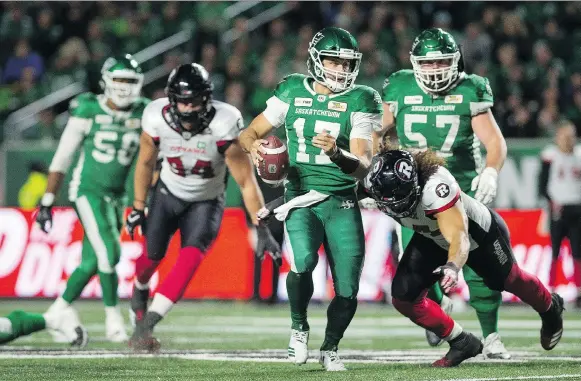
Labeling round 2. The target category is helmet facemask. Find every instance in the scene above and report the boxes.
[308,47,361,92]
[102,70,144,108]
[168,92,212,135]
[411,51,461,94]
[374,187,420,218]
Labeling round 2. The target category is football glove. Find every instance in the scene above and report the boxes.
[256,223,282,267]
[36,205,53,233]
[471,167,498,205]
[433,262,460,293]
[126,208,146,240]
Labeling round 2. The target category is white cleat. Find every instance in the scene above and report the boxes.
[425,294,454,347]
[288,329,309,365]
[106,307,129,343]
[45,306,88,348]
[45,298,75,343]
[319,349,347,371]
[483,332,511,359]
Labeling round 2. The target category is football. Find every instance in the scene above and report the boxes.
[257,135,289,186]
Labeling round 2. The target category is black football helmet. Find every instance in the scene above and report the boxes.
[363,150,421,218]
[165,63,214,136]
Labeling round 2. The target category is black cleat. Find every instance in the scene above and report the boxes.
[432,331,483,367]
[539,292,564,350]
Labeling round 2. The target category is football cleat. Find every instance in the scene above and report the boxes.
[106,307,129,343]
[129,325,160,353]
[540,292,564,350]
[426,294,453,347]
[45,298,73,343]
[432,331,483,367]
[319,349,347,371]
[45,306,88,348]
[288,329,309,365]
[483,332,511,359]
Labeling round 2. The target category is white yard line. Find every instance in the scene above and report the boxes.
[431,375,581,381]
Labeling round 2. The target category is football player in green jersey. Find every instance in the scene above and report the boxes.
[240,27,382,371]
[31,54,150,344]
[375,28,509,359]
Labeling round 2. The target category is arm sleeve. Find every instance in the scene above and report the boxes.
[217,108,244,154]
[382,73,400,116]
[470,76,494,116]
[350,112,382,140]
[48,116,91,173]
[262,96,290,128]
[422,167,461,215]
[141,102,159,139]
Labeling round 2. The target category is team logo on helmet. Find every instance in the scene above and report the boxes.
[394,159,414,181]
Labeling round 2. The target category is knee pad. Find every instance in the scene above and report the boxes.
[296,253,319,273]
[391,276,424,302]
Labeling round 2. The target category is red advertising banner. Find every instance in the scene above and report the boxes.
[0,208,578,301]
[0,207,255,300]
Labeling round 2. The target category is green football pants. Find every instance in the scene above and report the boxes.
[61,192,124,307]
[284,193,365,298]
[397,224,502,337]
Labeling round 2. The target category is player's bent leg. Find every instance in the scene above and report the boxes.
[129,182,179,337]
[391,235,483,367]
[47,236,98,343]
[132,198,222,352]
[75,194,129,342]
[399,224,448,347]
[284,206,324,365]
[468,209,563,351]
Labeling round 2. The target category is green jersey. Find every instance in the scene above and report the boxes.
[65,93,150,200]
[382,70,493,191]
[264,73,382,195]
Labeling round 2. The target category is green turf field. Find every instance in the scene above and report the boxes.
[0,300,580,381]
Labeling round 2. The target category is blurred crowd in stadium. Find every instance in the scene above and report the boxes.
[0,2,580,143]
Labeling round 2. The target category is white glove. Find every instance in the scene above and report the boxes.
[471,167,498,205]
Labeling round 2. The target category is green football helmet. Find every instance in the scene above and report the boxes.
[307,27,362,92]
[410,28,463,94]
[100,54,144,108]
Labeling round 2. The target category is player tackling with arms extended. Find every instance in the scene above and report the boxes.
[241,26,381,371]
[361,146,564,367]
[125,63,281,351]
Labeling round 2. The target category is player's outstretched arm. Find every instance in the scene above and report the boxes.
[226,140,282,265]
[471,110,507,204]
[225,140,264,226]
[37,116,90,233]
[133,132,159,211]
[433,203,471,293]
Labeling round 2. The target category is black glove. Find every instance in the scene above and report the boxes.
[256,223,282,267]
[433,262,460,293]
[125,208,146,240]
[36,205,53,233]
